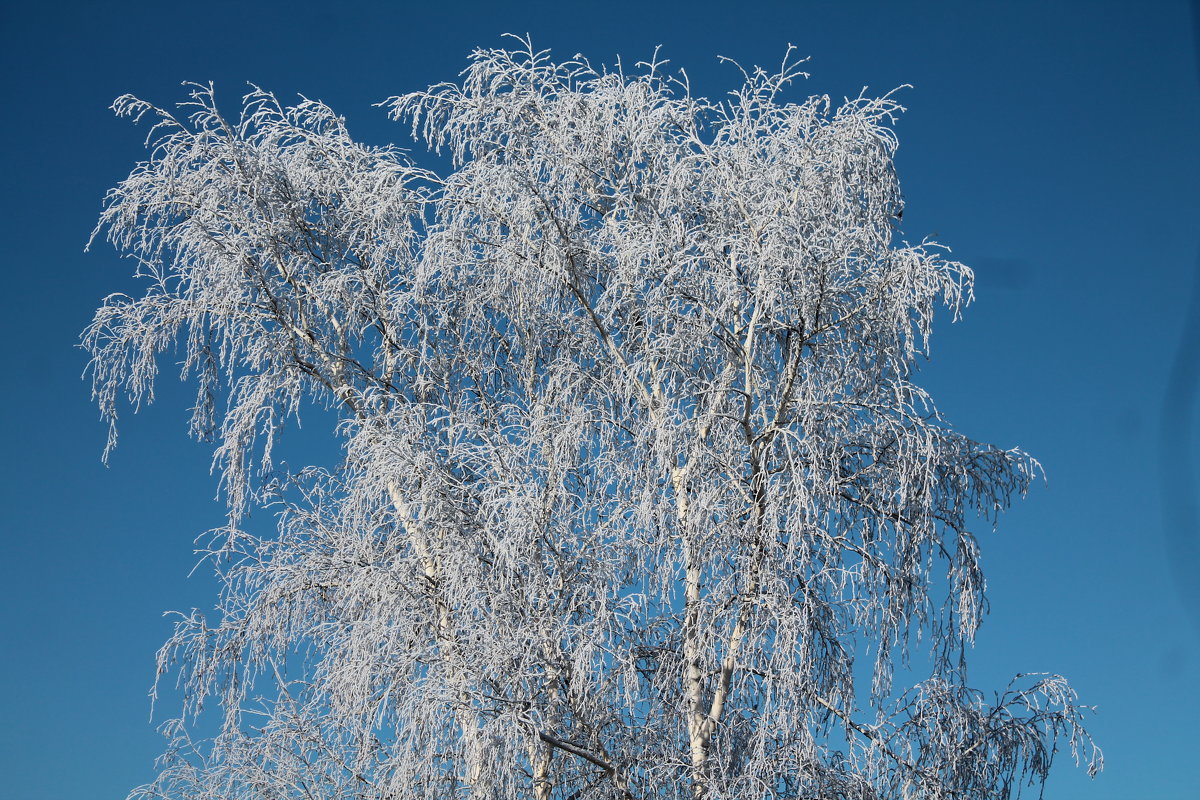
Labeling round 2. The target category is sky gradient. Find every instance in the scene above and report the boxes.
[1,1,1197,798]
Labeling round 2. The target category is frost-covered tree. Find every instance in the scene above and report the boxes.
[86,39,1100,800]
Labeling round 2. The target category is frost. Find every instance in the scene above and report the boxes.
[87,37,1099,800]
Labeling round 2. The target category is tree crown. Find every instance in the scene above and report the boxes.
[87,38,1100,800]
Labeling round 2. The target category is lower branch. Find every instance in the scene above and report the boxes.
[536,730,635,799]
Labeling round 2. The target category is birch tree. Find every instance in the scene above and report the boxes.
[86,39,1100,800]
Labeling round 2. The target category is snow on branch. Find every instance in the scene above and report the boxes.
[88,40,1099,800]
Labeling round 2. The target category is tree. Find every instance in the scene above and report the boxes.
[86,39,1100,800]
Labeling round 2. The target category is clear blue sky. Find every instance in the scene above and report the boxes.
[1,1,1197,797]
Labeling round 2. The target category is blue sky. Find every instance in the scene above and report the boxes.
[1,1,1197,797]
